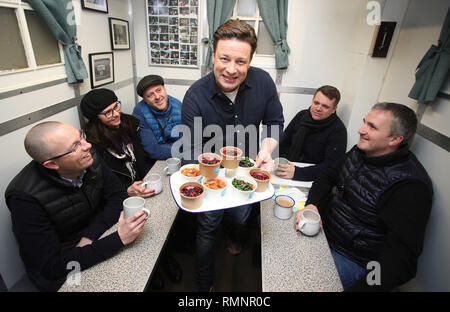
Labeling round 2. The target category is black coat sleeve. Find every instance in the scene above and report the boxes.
[293,125,347,181]
[279,112,302,157]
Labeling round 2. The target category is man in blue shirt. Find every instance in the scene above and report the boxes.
[133,75,182,160]
[133,75,184,288]
[182,19,284,291]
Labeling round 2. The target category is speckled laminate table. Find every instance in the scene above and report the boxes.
[58,163,342,292]
[59,161,178,292]
[260,186,343,292]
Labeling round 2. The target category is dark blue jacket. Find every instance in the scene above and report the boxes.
[133,95,182,160]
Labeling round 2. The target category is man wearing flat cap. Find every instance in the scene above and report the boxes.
[133,75,182,160]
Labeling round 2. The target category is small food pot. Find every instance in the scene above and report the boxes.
[202,176,227,200]
[220,146,243,169]
[231,175,257,201]
[179,182,204,210]
[180,164,202,182]
[249,168,271,192]
[235,157,255,177]
[198,153,222,179]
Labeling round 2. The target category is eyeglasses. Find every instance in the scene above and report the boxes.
[99,101,121,119]
[42,130,87,163]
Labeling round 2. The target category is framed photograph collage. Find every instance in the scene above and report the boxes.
[146,0,199,67]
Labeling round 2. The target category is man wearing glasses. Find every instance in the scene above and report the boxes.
[133,74,182,160]
[5,121,148,291]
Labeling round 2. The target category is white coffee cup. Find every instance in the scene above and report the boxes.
[140,173,162,195]
[297,209,321,236]
[123,196,150,219]
[164,157,181,175]
[273,157,289,173]
[273,195,295,220]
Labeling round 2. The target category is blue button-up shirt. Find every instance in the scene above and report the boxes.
[181,66,284,162]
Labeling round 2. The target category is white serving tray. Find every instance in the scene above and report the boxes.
[169,169,275,213]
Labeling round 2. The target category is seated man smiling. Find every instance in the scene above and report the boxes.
[5,121,148,291]
[276,85,347,182]
[296,103,433,291]
[133,75,182,160]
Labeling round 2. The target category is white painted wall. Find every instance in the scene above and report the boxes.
[345,0,411,147]
[406,135,450,291]
[282,0,376,127]
[376,0,450,291]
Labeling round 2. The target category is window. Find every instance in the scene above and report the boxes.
[231,0,275,56]
[0,0,62,73]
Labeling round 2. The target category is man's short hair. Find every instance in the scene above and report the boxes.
[213,19,257,59]
[372,102,418,146]
[25,121,61,163]
[314,85,341,106]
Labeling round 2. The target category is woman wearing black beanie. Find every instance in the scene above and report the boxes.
[80,88,155,197]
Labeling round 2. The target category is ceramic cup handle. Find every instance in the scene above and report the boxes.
[297,219,307,232]
[143,208,150,219]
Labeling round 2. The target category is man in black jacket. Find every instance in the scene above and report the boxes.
[276,85,347,181]
[5,121,148,291]
[296,103,433,291]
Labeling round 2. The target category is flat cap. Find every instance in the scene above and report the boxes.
[80,88,118,120]
[136,75,164,97]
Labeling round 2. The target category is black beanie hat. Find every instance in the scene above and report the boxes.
[136,75,164,97]
[80,88,118,120]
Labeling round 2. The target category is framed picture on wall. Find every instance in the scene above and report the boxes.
[146,0,199,68]
[81,0,109,13]
[88,52,114,88]
[109,18,130,50]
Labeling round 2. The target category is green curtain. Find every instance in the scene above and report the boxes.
[408,6,450,104]
[256,0,290,69]
[203,0,236,68]
[28,0,88,83]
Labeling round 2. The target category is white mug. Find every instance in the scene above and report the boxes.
[297,209,321,236]
[273,195,295,220]
[273,157,289,173]
[140,173,162,195]
[123,196,150,219]
[164,157,181,175]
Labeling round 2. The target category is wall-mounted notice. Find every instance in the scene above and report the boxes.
[146,0,199,68]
